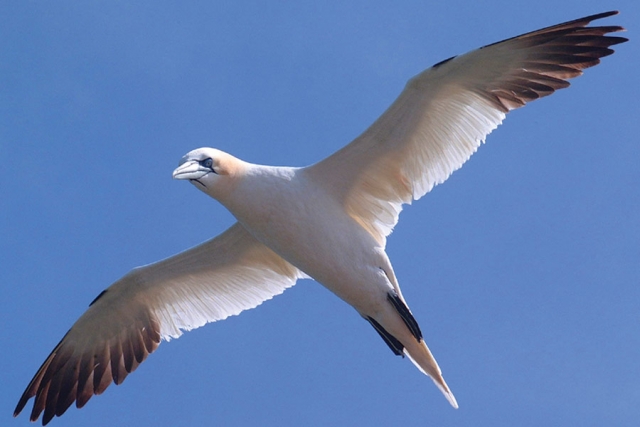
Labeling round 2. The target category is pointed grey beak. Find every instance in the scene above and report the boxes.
[172,160,210,180]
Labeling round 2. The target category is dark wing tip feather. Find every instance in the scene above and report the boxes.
[482,11,623,50]
[14,312,161,426]
[484,11,627,113]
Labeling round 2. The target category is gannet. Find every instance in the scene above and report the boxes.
[15,11,626,425]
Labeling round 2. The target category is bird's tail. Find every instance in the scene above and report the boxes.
[403,338,458,408]
[385,292,458,409]
[369,291,458,408]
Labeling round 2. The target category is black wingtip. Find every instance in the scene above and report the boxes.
[89,289,108,307]
[432,55,457,69]
[595,10,619,18]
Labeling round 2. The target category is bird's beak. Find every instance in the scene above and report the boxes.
[172,160,210,180]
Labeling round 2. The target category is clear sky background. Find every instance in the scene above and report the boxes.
[2,1,639,426]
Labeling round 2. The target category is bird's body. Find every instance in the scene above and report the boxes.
[15,11,626,425]
[185,151,455,399]
[224,161,389,311]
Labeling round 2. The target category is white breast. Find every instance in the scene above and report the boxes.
[222,165,393,312]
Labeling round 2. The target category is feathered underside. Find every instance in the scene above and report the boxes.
[310,11,627,247]
[14,223,303,425]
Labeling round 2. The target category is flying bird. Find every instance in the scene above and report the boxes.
[15,11,626,425]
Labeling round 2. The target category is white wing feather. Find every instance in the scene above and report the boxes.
[309,12,625,246]
[133,222,304,339]
[15,222,304,423]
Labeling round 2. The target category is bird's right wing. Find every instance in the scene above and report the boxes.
[15,222,305,425]
[308,11,626,247]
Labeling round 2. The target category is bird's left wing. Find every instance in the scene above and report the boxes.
[308,11,626,247]
[15,222,305,425]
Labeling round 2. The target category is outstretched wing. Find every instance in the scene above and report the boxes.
[14,222,304,425]
[308,11,626,246]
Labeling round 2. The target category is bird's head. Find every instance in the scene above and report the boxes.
[172,147,244,198]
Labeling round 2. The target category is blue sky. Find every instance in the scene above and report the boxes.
[2,1,638,426]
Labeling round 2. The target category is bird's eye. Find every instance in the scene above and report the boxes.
[200,158,213,168]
